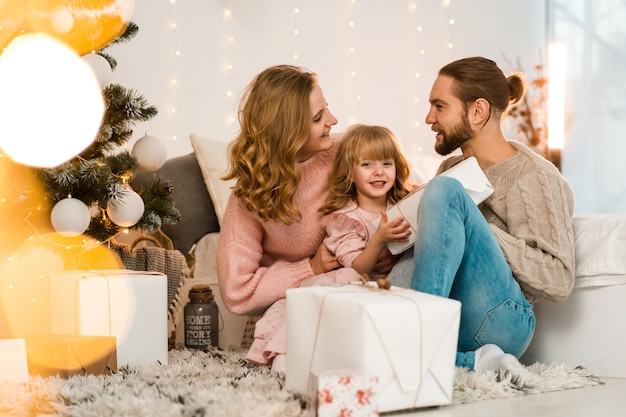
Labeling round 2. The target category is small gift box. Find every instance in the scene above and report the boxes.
[0,338,29,383]
[49,269,168,367]
[286,284,461,413]
[25,334,117,378]
[307,370,379,417]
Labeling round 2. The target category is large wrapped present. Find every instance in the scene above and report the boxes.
[0,338,29,383]
[286,284,461,413]
[25,334,117,378]
[306,370,378,417]
[49,269,168,367]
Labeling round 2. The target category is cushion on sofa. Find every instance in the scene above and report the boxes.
[572,213,626,288]
[190,134,235,226]
[132,153,219,256]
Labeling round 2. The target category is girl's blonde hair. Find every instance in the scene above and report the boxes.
[222,65,317,224]
[319,124,412,216]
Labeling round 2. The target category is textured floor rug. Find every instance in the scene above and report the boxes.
[0,347,603,417]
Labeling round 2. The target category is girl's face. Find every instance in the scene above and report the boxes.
[296,83,338,162]
[353,157,396,204]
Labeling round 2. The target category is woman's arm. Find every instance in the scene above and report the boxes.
[216,199,319,316]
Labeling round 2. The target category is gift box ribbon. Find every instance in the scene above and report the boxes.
[307,284,424,405]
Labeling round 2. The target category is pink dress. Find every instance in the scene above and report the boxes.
[246,202,386,365]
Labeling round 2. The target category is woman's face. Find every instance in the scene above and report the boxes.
[296,83,338,162]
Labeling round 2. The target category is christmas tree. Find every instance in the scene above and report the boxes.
[0,22,180,255]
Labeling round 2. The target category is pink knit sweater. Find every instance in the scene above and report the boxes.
[217,136,340,316]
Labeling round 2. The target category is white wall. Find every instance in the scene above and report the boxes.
[109,0,546,161]
[110,1,626,214]
[110,1,626,213]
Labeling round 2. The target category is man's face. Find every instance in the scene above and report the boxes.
[425,75,474,156]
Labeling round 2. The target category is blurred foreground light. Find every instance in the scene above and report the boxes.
[0,33,104,168]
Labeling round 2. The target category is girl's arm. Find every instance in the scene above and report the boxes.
[351,211,411,276]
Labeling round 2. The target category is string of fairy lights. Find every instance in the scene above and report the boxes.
[222,7,237,132]
[166,0,179,143]
[1,0,459,258]
[153,0,459,156]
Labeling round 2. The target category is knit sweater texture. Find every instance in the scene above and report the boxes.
[438,141,576,303]
[217,136,340,315]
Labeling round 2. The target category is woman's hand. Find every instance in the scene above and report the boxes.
[310,243,341,275]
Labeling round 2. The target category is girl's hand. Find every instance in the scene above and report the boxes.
[375,211,412,243]
[310,243,341,275]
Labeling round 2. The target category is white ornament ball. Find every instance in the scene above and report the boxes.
[51,197,91,237]
[82,53,112,88]
[131,134,168,171]
[51,10,74,34]
[106,188,145,227]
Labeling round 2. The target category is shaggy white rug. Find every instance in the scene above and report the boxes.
[0,347,603,417]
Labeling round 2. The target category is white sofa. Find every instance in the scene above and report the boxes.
[521,213,626,378]
[139,136,626,377]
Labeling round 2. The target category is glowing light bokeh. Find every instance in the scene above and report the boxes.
[0,233,121,339]
[0,33,105,168]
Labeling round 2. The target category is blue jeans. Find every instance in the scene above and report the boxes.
[388,176,535,370]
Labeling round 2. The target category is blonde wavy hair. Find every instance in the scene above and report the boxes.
[222,65,317,224]
[319,124,412,216]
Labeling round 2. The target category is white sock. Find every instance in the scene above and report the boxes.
[474,344,522,372]
[271,354,287,374]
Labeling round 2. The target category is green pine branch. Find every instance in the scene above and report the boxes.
[0,22,180,251]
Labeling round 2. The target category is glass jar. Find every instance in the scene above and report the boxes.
[184,285,219,349]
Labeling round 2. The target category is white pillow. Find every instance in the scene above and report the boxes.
[190,134,235,225]
[573,213,626,288]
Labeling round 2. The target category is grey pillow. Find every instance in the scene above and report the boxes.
[132,153,219,255]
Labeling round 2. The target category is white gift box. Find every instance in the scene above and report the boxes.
[286,284,461,413]
[373,156,494,254]
[49,270,168,367]
[0,338,29,383]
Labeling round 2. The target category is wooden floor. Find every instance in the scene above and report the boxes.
[389,377,626,417]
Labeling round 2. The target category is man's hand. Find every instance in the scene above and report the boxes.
[373,246,400,275]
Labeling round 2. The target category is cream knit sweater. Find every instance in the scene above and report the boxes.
[439,141,576,304]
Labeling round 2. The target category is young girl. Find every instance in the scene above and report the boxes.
[246,124,415,372]
[318,123,415,279]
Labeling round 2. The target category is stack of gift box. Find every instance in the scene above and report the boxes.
[286,283,461,415]
[0,269,168,382]
[1,269,461,416]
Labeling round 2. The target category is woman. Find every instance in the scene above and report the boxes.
[217,65,397,371]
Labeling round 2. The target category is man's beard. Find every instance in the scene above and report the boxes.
[434,114,473,156]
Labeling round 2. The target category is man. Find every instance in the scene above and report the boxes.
[390,57,575,371]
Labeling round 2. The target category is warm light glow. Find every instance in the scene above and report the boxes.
[0,34,104,167]
[0,236,120,339]
[548,42,565,149]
